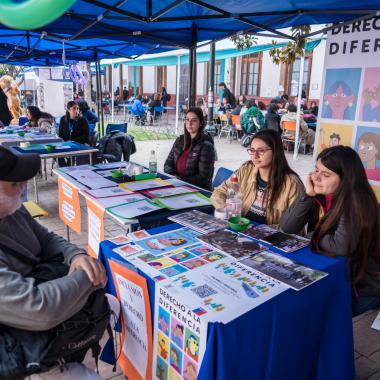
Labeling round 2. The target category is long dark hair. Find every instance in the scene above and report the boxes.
[183,107,205,150]
[27,105,53,123]
[311,146,380,284]
[251,129,300,210]
[66,100,78,120]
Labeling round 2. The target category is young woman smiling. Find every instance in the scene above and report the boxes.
[164,107,215,190]
[280,146,380,315]
[211,129,304,225]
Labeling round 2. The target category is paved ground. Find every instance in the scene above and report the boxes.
[27,133,380,379]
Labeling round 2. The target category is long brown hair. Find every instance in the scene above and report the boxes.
[311,146,380,284]
[183,107,205,150]
[251,129,300,210]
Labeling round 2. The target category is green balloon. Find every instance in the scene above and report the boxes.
[0,0,76,30]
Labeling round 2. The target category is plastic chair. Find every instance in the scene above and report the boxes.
[105,123,128,134]
[231,114,241,130]
[18,116,28,126]
[212,167,233,189]
[281,120,306,154]
[153,106,164,124]
[23,201,48,218]
[218,114,237,143]
[89,131,99,147]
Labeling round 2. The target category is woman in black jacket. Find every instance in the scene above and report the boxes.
[265,103,281,134]
[164,107,216,190]
[59,101,89,144]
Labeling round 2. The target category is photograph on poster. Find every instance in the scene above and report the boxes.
[321,68,361,120]
[158,306,170,336]
[156,356,168,380]
[360,67,380,122]
[355,126,380,181]
[157,331,170,360]
[317,122,354,153]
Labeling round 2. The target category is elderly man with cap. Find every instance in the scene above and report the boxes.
[0,146,108,379]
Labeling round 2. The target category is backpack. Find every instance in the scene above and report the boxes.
[0,250,112,380]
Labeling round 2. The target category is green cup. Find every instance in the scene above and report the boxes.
[45,144,56,153]
[228,217,250,232]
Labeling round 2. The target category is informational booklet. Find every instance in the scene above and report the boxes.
[169,210,228,234]
[98,193,147,209]
[199,229,266,260]
[161,257,288,324]
[120,178,171,192]
[59,164,95,173]
[107,199,162,219]
[84,186,132,198]
[153,192,211,211]
[141,185,197,198]
[94,161,129,170]
[239,251,328,291]
[134,228,200,256]
[68,169,116,189]
[241,225,310,253]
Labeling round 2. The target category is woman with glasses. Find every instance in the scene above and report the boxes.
[58,100,90,166]
[280,146,380,315]
[211,129,303,224]
[164,107,215,190]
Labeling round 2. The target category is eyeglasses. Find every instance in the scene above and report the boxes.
[247,148,272,156]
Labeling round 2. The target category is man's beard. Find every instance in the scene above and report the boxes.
[0,191,22,218]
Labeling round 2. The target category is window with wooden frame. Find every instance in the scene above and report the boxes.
[240,53,261,97]
[287,53,312,97]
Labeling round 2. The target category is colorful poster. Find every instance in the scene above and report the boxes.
[162,257,288,324]
[153,283,208,380]
[58,176,81,234]
[359,67,380,122]
[109,260,153,380]
[317,122,354,154]
[153,192,211,211]
[86,198,104,258]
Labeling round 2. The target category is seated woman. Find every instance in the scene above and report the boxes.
[280,146,380,316]
[78,101,97,132]
[26,106,54,133]
[147,93,162,124]
[58,101,89,166]
[164,107,215,190]
[211,129,304,225]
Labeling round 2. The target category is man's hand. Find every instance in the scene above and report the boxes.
[69,254,107,287]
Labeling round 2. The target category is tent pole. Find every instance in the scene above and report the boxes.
[188,25,197,108]
[206,42,216,134]
[293,52,305,161]
[175,54,181,136]
[111,64,115,123]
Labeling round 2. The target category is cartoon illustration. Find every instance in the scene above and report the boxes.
[156,356,169,380]
[182,259,206,270]
[169,367,182,380]
[158,307,170,336]
[189,245,215,256]
[357,131,380,181]
[170,251,194,263]
[158,332,169,360]
[360,67,380,122]
[146,238,187,251]
[184,331,199,362]
[169,344,182,374]
[183,359,197,380]
[319,128,341,150]
[170,318,184,348]
[322,68,361,121]
[202,252,225,262]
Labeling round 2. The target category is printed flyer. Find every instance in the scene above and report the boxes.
[153,282,208,380]
[162,257,288,324]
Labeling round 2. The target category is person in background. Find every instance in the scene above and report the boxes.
[78,101,98,133]
[219,97,233,115]
[122,86,129,101]
[26,106,55,133]
[131,95,146,123]
[196,97,208,120]
[211,129,303,225]
[73,93,81,103]
[280,146,380,316]
[258,101,267,116]
[114,86,120,101]
[309,100,319,117]
[231,95,247,116]
[265,103,281,134]
[147,93,162,124]
[161,87,170,111]
[280,104,315,153]
[218,82,236,108]
[164,107,215,190]
[0,86,12,126]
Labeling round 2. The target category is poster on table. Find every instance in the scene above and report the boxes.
[58,176,81,233]
[153,282,208,380]
[86,198,105,258]
[315,14,380,200]
[109,260,153,380]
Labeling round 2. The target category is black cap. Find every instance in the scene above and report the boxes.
[0,146,40,182]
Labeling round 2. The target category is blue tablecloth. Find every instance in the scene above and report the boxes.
[100,224,354,379]
[12,141,92,154]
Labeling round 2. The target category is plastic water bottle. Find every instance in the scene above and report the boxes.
[225,174,242,217]
[149,150,157,173]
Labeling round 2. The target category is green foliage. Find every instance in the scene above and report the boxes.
[269,25,311,65]
[230,33,258,50]
[0,64,24,78]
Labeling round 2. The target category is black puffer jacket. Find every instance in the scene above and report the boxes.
[59,115,89,144]
[164,133,215,190]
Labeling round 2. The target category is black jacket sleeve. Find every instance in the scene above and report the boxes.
[73,117,90,144]
[58,116,69,141]
[164,137,181,175]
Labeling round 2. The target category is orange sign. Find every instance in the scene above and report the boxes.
[58,176,81,234]
[86,198,105,258]
[109,260,153,380]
